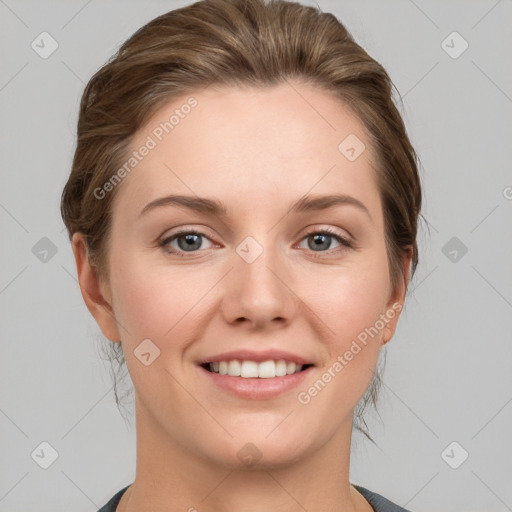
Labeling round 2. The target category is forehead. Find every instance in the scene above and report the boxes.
[112,81,381,222]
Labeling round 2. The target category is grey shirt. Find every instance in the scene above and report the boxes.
[97,484,413,511]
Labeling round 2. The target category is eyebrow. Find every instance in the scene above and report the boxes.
[139,193,372,221]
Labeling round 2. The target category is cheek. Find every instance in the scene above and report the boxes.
[302,250,390,401]
[296,270,388,415]
[108,256,205,405]
[312,258,391,343]
[110,261,197,342]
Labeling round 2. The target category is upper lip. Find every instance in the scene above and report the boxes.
[197,349,315,366]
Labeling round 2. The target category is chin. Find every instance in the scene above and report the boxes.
[201,431,315,471]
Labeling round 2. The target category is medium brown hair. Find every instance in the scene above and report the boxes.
[61,0,422,442]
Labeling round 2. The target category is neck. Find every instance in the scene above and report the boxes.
[117,396,369,512]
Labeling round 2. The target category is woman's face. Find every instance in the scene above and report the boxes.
[84,81,408,469]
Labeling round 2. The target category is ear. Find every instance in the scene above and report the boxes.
[382,247,412,345]
[71,232,121,342]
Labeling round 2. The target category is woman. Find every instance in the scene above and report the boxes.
[61,0,422,510]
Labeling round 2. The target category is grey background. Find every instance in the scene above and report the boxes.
[1,0,511,511]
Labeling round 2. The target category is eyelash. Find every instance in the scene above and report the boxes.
[158,227,353,258]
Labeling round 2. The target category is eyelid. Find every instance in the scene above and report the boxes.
[301,225,352,241]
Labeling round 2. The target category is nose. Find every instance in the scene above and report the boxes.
[220,239,296,330]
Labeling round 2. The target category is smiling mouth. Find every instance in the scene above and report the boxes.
[201,359,314,379]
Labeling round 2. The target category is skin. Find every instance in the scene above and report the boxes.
[72,81,411,512]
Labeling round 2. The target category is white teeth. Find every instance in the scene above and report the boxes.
[227,360,241,377]
[275,359,287,376]
[241,360,259,378]
[258,360,276,378]
[207,359,307,378]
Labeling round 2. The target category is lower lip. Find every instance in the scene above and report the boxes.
[198,365,313,400]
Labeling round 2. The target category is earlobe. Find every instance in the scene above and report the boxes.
[71,233,121,342]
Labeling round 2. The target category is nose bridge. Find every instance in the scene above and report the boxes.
[237,232,284,295]
[225,232,293,325]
